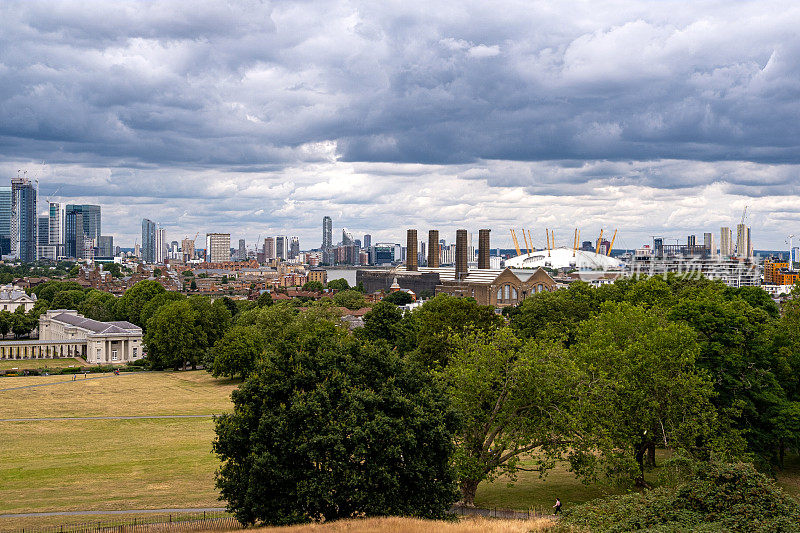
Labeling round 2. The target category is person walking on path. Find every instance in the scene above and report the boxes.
[553,498,562,515]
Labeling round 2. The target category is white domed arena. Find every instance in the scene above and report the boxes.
[504,247,624,270]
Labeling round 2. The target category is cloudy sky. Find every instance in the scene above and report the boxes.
[2,1,800,251]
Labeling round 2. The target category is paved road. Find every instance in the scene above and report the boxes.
[0,508,227,518]
[0,372,141,392]
[0,414,215,422]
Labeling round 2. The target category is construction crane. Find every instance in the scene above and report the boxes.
[510,230,522,256]
[740,205,749,226]
[595,229,604,255]
[607,229,618,256]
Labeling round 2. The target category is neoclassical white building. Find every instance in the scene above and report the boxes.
[0,284,37,312]
[0,310,145,364]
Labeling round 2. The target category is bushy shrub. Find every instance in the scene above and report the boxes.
[559,462,800,533]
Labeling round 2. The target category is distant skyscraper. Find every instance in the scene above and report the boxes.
[263,237,275,260]
[181,237,195,262]
[275,235,288,260]
[289,236,300,259]
[65,204,101,258]
[141,218,156,263]
[736,223,751,258]
[720,227,733,258]
[703,232,714,256]
[0,186,11,256]
[11,177,37,262]
[363,234,371,249]
[687,235,696,248]
[49,202,65,258]
[322,216,332,248]
[98,236,114,257]
[37,216,52,260]
[653,237,664,257]
[155,227,167,264]
[238,238,246,261]
[341,228,353,246]
[205,233,231,263]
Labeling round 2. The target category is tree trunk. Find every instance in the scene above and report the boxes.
[459,478,480,507]
[646,443,656,467]
[634,443,648,488]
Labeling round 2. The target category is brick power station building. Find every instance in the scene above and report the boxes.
[357,228,556,307]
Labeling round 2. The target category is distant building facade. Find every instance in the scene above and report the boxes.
[206,233,231,263]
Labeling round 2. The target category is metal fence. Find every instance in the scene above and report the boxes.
[13,511,242,533]
[450,504,544,520]
[14,507,543,532]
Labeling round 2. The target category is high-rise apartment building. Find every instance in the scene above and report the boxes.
[263,237,275,261]
[48,202,65,258]
[720,227,733,258]
[98,236,114,257]
[342,228,354,246]
[0,186,11,256]
[155,227,166,264]
[363,234,371,249]
[141,219,156,263]
[205,233,231,263]
[238,239,246,261]
[703,232,715,255]
[181,238,195,262]
[11,177,37,262]
[289,236,300,259]
[322,216,332,248]
[65,205,100,259]
[736,223,751,258]
[275,235,288,260]
[37,216,52,260]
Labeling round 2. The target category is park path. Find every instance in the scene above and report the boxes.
[0,414,215,422]
[0,507,226,518]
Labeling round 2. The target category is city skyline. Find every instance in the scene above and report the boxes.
[2,2,800,249]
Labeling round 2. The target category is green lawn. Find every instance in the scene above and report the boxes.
[475,456,635,513]
[0,357,85,370]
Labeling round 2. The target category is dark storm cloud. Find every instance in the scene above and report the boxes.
[2,0,800,175]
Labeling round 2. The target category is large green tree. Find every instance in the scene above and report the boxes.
[331,289,366,310]
[213,335,458,525]
[572,302,718,486]
[210,325,265,379]
[444,327,580,504]
[407,294,503,369]
[144,297,231,369]
[116,280,167,327]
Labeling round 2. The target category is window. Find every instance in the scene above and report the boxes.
[537,283,543,293]
[504,285,510,300]
[496,288,502,301]
[511,287,517,299]
[132,348,138,357]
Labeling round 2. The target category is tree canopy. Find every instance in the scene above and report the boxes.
[213,333,458,525]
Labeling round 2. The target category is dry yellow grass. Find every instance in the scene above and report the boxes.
[0,418,222,515]
[0,357,86,370]
[0,370,238,418]
[238,516,555,533]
